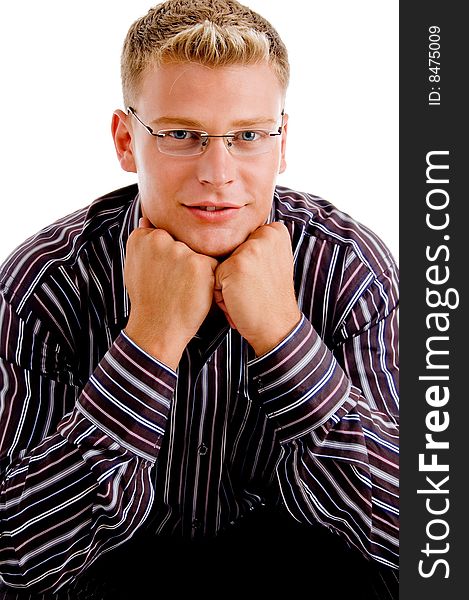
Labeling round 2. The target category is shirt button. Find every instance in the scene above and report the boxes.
[198,443,208,456]
[256,377,263,390]
[192,519,201,530]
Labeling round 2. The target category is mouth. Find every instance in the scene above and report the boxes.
[194,206,229,212]
[182,202,245,222]
[184,202,244,210]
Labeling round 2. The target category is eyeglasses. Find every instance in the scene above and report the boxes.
[127,106,284,157]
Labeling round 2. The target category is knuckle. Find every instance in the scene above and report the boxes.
[192,254,212,273]
[271,222,291,246]
[126,228,145,251]
[230,253,247,272]
[171,240,192,259]
[271,221,288,236]
[246,238,263,255]
[173,240,187,253]
[153,228,172,244]
[187,252,204,271]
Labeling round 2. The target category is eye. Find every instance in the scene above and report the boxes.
[167,130,198,140]
[238,131,259,142]
[164,129,201,142]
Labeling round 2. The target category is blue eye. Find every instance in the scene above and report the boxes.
[168,130,191,140]
[239,131,258,142]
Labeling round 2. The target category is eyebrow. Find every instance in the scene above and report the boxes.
[149,116,278,129]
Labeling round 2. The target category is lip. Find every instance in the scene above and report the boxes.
[183,202,244,209]
[182,202,245,223]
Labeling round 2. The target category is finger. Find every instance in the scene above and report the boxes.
[248,221,287,240]
[266,221,287,233]
[213,289,237,329]
[213,288,224,304]
[216,301,237,329]
[207,257,219,272]
[139,216,154,229]
[214,262,224,291]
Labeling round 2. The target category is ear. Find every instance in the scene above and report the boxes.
[112,109,137,173]
[278,112,288,174]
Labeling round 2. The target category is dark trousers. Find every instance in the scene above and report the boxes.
[1,506,398,599]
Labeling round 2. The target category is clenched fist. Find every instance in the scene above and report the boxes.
[124,217,218,370]
[214,222,302,356]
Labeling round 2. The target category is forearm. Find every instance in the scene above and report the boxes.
[277,390,399,567]
[0,432,153,592]
[248,315,399,566]
[0,332,176,593]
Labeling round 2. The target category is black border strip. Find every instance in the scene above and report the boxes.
[400,2,466,597]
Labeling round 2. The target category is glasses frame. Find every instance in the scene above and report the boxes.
[127,106,285,157]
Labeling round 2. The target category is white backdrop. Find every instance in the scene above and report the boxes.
[0,1,398,262]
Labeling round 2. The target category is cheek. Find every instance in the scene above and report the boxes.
[254,163,280,196]
[258,150,282,181]
[138,158,186,200]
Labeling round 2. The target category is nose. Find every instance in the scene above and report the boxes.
[196,137,235,188]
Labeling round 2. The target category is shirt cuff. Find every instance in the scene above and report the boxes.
[68,332,177,462]
[247,315,356,443]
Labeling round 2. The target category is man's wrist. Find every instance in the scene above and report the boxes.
[250,311,302,357]
[124,324,184,371]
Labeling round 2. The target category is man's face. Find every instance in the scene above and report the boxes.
[114,61,287,257]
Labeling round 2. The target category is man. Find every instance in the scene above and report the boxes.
[0,1,398,598]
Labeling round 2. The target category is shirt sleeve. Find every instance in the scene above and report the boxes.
[247,265,399,569]
[0,297,177,593]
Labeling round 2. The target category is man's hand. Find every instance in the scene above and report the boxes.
[214,222,302,356]
[124,217,218,370]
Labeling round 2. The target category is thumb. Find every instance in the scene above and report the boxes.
[214,290,237,329]
[213,265,236,329]
[214,260,226,292]
[208,256,219,274]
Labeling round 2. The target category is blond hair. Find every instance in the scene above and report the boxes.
[121,0,289,106]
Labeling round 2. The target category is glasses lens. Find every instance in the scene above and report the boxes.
[157,130,204,156]
[156,129,280,156]
[229,131,274,156]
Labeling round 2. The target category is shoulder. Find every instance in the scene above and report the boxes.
[273,185,396,278]
[0,184,139,309]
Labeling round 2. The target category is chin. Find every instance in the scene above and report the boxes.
[196,245,237,259]
[186,237,244,259]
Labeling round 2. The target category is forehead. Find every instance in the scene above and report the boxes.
[135,61,284,125]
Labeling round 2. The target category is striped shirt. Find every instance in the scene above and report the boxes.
[0,184,399,594]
